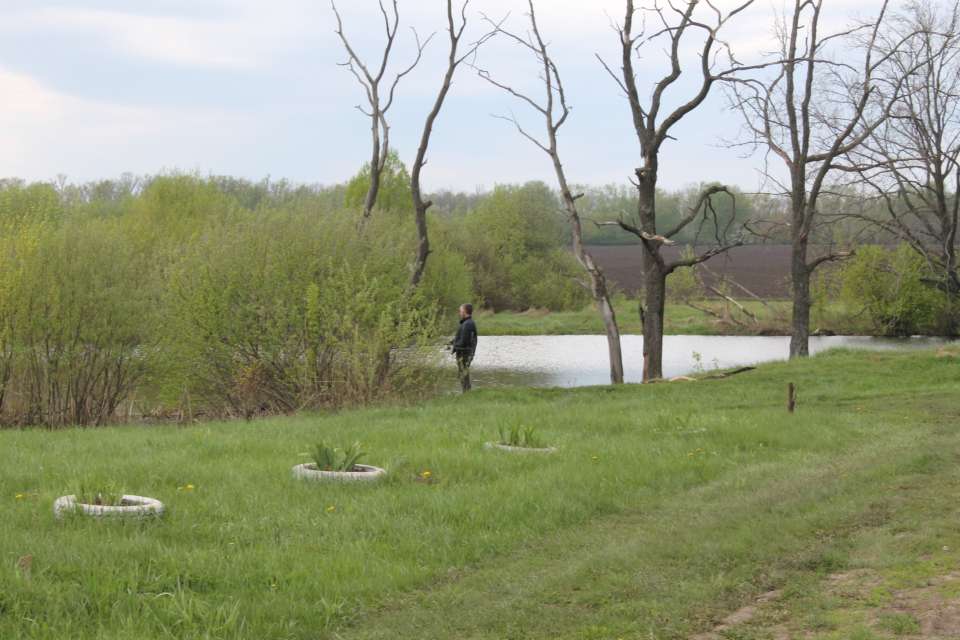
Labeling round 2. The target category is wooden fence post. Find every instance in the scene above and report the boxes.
[787,383,797,413]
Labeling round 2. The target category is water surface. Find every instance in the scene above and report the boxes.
[454,335,949,389]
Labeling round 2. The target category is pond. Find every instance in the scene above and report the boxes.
[451,335,951,389]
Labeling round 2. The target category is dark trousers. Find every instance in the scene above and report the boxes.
[456,352,474,392]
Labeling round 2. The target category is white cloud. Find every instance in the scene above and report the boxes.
[0,0,893,188]
[18,3,321,70]
[0,68,253,180]
[38,8,254,68]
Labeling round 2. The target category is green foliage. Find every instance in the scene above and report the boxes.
[73,480,124,507]
[311,441,366,472]
[0,216,154,426]
[0,174,476,426]
[418,235,475,318]
[497,424,545,448]
[0,180,64,230]
[840,244,954,336]
[162,210,443,416]
[344,151,413,213]
[453,182,588,311]
[668,249,702,303]
[130,174,242,239]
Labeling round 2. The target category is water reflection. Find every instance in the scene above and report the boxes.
[450,335,950,389]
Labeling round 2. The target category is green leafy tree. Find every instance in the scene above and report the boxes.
[344,151,412,214]
[456,182,586,310]
[841,244,954,336]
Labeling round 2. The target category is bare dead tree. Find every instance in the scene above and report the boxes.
[729,0,919,358]
[475,1,625,384]
[848,1,960,306]
[409,1,497,289]
[332,1,432,219]
[596,0,756,382]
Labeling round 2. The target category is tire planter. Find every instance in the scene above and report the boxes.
[291,463,387,483]
[53,494,165,520]
[485,442,557,454]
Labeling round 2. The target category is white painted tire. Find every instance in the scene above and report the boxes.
[485,442,557,454]
[291,463,387,482]
[53,494,165,520]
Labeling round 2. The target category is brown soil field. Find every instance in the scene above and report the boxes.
[588,244,794,298]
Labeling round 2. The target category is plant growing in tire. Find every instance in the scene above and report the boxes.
[54,481,165,519]
[292,441,386,482]
[486,425,556,454]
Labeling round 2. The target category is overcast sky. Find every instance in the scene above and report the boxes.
[0,0,878,192]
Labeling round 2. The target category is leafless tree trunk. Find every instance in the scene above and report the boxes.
[729,0,919,358]
[409,1,495,289]
[332,1,431,219]
[849,1,960,307]
[597,0,755,381]
[477,1,624,384]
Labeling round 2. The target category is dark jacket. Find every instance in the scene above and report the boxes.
[452,316,478,356]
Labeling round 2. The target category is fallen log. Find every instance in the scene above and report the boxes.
[666,367,756,383]
[701,366,756,380]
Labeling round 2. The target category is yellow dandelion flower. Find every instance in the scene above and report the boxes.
[326,505,336,513]
[15,493,25,500]
[421,470,432,479]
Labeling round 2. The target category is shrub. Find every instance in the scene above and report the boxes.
[162,210,445,417]
[454,182,588,311]
[840,244,953,336]
[0,218,155,426]
[0,180,65,230]
[344,151,412,213]
[0,173,483,427]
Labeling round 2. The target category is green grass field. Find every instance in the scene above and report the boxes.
[2,348,959,639]
[477,298,857,337]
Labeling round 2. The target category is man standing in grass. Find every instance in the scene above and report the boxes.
[452,303,478,392]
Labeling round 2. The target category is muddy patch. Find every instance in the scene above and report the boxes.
[690,590,782,639]
[689,571,960,639]
[875,573,960,638]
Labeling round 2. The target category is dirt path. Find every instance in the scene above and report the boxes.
[684,460,960,640]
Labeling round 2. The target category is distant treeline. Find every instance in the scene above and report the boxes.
[431,180,905,247]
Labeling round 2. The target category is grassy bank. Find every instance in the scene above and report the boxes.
[478,298,851,336]
[2,348,959,639]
